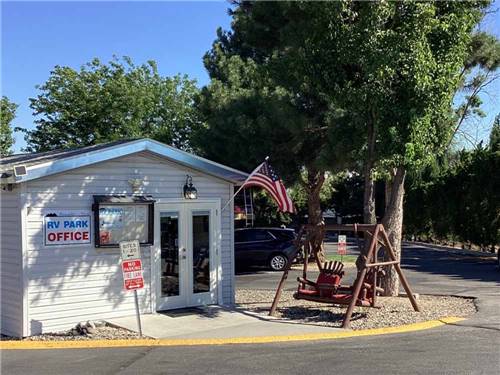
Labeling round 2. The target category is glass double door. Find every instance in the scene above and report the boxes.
[155,202,218,310]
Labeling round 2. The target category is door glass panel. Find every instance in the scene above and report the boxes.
[160,212,180,297]
[192,211,210,294]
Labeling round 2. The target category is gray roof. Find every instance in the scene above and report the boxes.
[0,139,134,167]
[0,139,248,184]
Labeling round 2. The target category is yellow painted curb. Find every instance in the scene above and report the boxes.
[0,316,465,350]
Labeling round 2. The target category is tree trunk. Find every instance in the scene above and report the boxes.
[381,166,406,296]
[363,114,377,226]
[364,172,376,224]
[361,114,377,264]
[305,168,326,267]
[384,178,392,211]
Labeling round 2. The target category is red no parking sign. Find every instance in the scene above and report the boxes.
[121,259,144,291]
[338,235,347,255]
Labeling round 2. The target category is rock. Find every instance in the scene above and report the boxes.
[70,328,80,336]
[93,320,107,328]
[86,321,96,329]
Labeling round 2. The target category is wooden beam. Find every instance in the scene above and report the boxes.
[323,224,378,232]
[380,227,420,312]
[372,236,378,308]
[301,223,378,232]
[269,269,289,316]
[269,225,306,316]
[302,240,309,280]
[365,260,399,268]
[342,224,380,328]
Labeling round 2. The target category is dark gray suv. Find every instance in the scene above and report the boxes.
[235,228,298,271]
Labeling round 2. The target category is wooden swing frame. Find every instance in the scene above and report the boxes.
[269,223,420,328]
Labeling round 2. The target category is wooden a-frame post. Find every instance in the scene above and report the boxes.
[269,226,306,317]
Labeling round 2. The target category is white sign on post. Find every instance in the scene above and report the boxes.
[120,240,141,261]
[119,240,143,336]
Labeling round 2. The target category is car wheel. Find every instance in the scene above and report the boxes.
[269,254,288,271]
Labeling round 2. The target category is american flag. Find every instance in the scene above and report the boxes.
[242,161,295,213]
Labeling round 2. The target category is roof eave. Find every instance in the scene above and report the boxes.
[7,139,248,185]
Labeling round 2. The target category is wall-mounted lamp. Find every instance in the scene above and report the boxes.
[183,175,197,199]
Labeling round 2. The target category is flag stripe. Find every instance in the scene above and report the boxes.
[276,182,288,212]
[246,182,283,210]
[244,178,282,208]
[280,183,292,212]
[242,161,294,213]
[246,176,282,208]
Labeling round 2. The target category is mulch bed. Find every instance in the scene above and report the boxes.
[236,289,476,330]
[0,323,145,342]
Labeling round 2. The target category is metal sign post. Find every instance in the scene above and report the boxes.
[119,240,144,337]
[338,234,347,262]
[133,289,142,337]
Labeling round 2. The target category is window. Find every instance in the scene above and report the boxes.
[235,229,273,243]
[235,230,249,243]
[269,229,295,241]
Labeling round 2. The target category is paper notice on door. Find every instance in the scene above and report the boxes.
[124,206,136,225]
[135,206,147,223]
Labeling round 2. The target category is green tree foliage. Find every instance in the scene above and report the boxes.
[288,172,337,216]
[19,57,200,152]
[489,113,500,152]
[195,52,304,178]
[329,173,386,223]
[405,146,499,251]
[333,1,488,294]
[197,1,489,277]
[196,2,357,177]
[452,32,500,147]
[348,2,488,172]
[195,1,363,262]
[0,96,17,156]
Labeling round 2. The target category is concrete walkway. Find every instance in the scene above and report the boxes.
[107,306,345,339]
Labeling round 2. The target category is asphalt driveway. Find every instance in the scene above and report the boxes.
[236,242,500,297]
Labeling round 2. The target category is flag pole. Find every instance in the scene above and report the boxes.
[221,156,269,212]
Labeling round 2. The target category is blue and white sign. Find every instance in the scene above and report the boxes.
[44,214,91,246]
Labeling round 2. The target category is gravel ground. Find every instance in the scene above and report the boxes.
[0,324,145,341]
[236,289,476,330]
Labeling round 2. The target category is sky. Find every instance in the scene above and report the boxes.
[1,1,233,152]
[1,1,499,153]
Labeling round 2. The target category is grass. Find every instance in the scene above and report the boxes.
[325,254,357,263]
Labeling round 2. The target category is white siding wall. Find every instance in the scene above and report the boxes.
[0,188,23,337]
[25,152,233,334]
